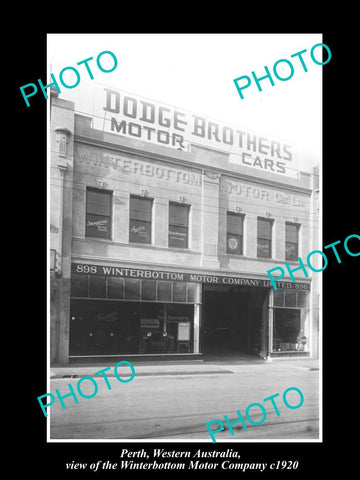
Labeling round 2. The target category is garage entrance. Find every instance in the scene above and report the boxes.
[202,285,269,357]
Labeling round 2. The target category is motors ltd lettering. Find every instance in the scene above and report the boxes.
[220,179,306,208]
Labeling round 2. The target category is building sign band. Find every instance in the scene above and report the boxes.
[93,86,294,176]
[72,263,310,290]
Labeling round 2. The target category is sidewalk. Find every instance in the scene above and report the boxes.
[50,357,319,379]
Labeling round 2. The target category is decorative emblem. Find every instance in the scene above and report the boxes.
[228,237,238,250]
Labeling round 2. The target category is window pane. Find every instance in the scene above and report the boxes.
[258,218,271,239]
[170,203,188,227]
[173,282,187,302]
[169,225,188,248]
[142,280,157,300]
[227,212,243,235]
[130,197,152,221]
[285,242,298,261]
[286,223,298,243]
[226,234,242,254]
[297,291,309,308]
[284,291,297,307]
[273,290,284,307]
[273,309,301,351]
[187,283,201,303]
[157,281,172,301]
[86,213,111,238]
[70,301,139,356]
[71,274,88,297]
[257,237,271,258]
[87,189,111,216]
[129,219,151,243]
[108,277,124,299]
[167,304,193,353]
[124,278,141,299]
[89,275,106,298]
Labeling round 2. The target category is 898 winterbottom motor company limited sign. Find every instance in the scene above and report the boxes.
[72,263,310,290]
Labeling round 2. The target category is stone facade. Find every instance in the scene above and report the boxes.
[49,90,320,365]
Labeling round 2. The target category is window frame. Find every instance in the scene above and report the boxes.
[168,201,190,249]
[257,217,273,259]
[226,211,244,255]
[129,195,153,244]
[85,187,112,239]
[285,222,300,261]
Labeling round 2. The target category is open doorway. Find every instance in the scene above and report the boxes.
[202,285,269,359]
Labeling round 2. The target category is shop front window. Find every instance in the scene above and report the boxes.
[70,300,194,356]
[70,274,201,304]
[272,289,309,352]
[273,309,301,352]
[139,304,193,354]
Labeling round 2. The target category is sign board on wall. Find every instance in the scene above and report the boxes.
[140,318,160,328]
[177,322,191,341]
[72,263,310,290]
[92,85,294,176]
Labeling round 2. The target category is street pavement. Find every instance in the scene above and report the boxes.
[50,355,319,378]
[47,357,320,442]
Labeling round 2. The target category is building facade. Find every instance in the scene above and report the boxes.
[49,88,320,365]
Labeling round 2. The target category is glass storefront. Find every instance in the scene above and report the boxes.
[70,300,194,355]
[70,270,311,358]
[272,289,309,353]
[70,273,200,356]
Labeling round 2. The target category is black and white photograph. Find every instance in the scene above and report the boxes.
[14,28,357,476]
[46,33,322,445]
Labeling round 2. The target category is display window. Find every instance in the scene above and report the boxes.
[71,274,201,304]
[69,300,194,356]
[272,289,309,352]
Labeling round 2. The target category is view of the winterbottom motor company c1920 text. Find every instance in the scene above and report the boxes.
[26,31,355,474]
